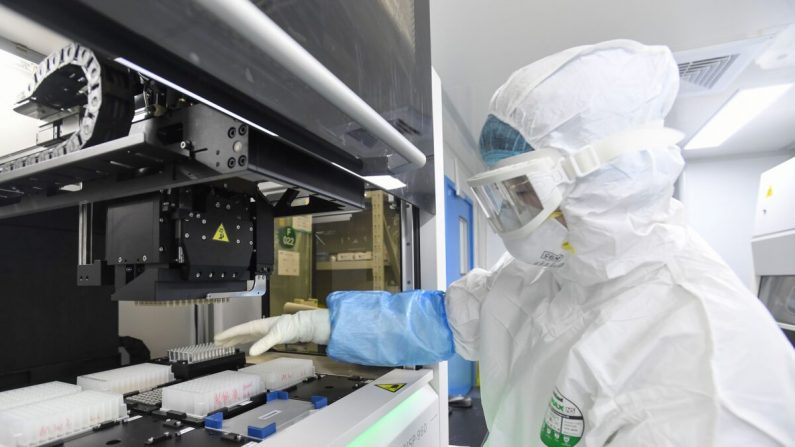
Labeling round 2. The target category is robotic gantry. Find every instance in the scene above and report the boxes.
[0,0,444,445]
[1,41,364,304]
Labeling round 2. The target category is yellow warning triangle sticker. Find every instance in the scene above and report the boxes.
[766,186,774,198]
[376,383,406,393]
[212,223,230,242]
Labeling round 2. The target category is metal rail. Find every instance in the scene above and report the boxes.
[194,0,427,169]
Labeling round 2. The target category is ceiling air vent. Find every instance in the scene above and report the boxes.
[678,55,738,90]
[674,36,773,97]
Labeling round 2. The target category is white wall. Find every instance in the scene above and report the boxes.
[437,68,507,272]
[0,52,41,156]
[680,152,792,288]
[442,121,505,272]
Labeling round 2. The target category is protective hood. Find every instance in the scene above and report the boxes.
[487,40,685,285]
[488,39,680,152]
[557,147,688,285]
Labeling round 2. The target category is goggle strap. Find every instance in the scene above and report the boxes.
[563,127,684,179]
[470,187,491,219]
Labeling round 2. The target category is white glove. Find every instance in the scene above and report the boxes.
[214,309,331,356]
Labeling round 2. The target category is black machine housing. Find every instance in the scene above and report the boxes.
[0,45,366,303]
[87,186,274,302]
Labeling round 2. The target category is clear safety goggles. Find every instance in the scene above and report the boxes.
[468,150,567,240]
[468,126,685,240]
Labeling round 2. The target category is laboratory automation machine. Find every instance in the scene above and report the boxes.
[0,1,449,446]
[752,156,795,346]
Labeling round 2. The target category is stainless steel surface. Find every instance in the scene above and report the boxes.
[247,352,392,380]
[778,322,795,332]
[400,201,416,290]
[217,399,313,440]
[195,0,427,170]
[0,133,148,184]
[194,305,213,345]
[205,274,267,299]
[77,203,91,265]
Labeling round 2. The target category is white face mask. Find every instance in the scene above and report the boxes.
[505,216,570,268]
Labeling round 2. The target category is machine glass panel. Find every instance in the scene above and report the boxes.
[269,191,402,318]
[758,275,795,326]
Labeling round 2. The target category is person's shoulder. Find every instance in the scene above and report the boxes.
[666,233,766,318]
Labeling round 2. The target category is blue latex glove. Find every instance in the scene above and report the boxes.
[326,290,455,367]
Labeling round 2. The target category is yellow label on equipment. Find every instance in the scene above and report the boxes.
[213,223,230,242]
[376,383,406,393]
[767,186,774,198]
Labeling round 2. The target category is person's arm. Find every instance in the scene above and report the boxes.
[215,254,517,365]
[214,290,455,367]
[445,252,513,361]
[325,290,454,366]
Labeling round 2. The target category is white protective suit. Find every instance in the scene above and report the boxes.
[446,40,795,446]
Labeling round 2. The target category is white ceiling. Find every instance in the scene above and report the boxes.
[429,0,795,166]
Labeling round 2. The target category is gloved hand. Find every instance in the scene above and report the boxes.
[214,309,331,356]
